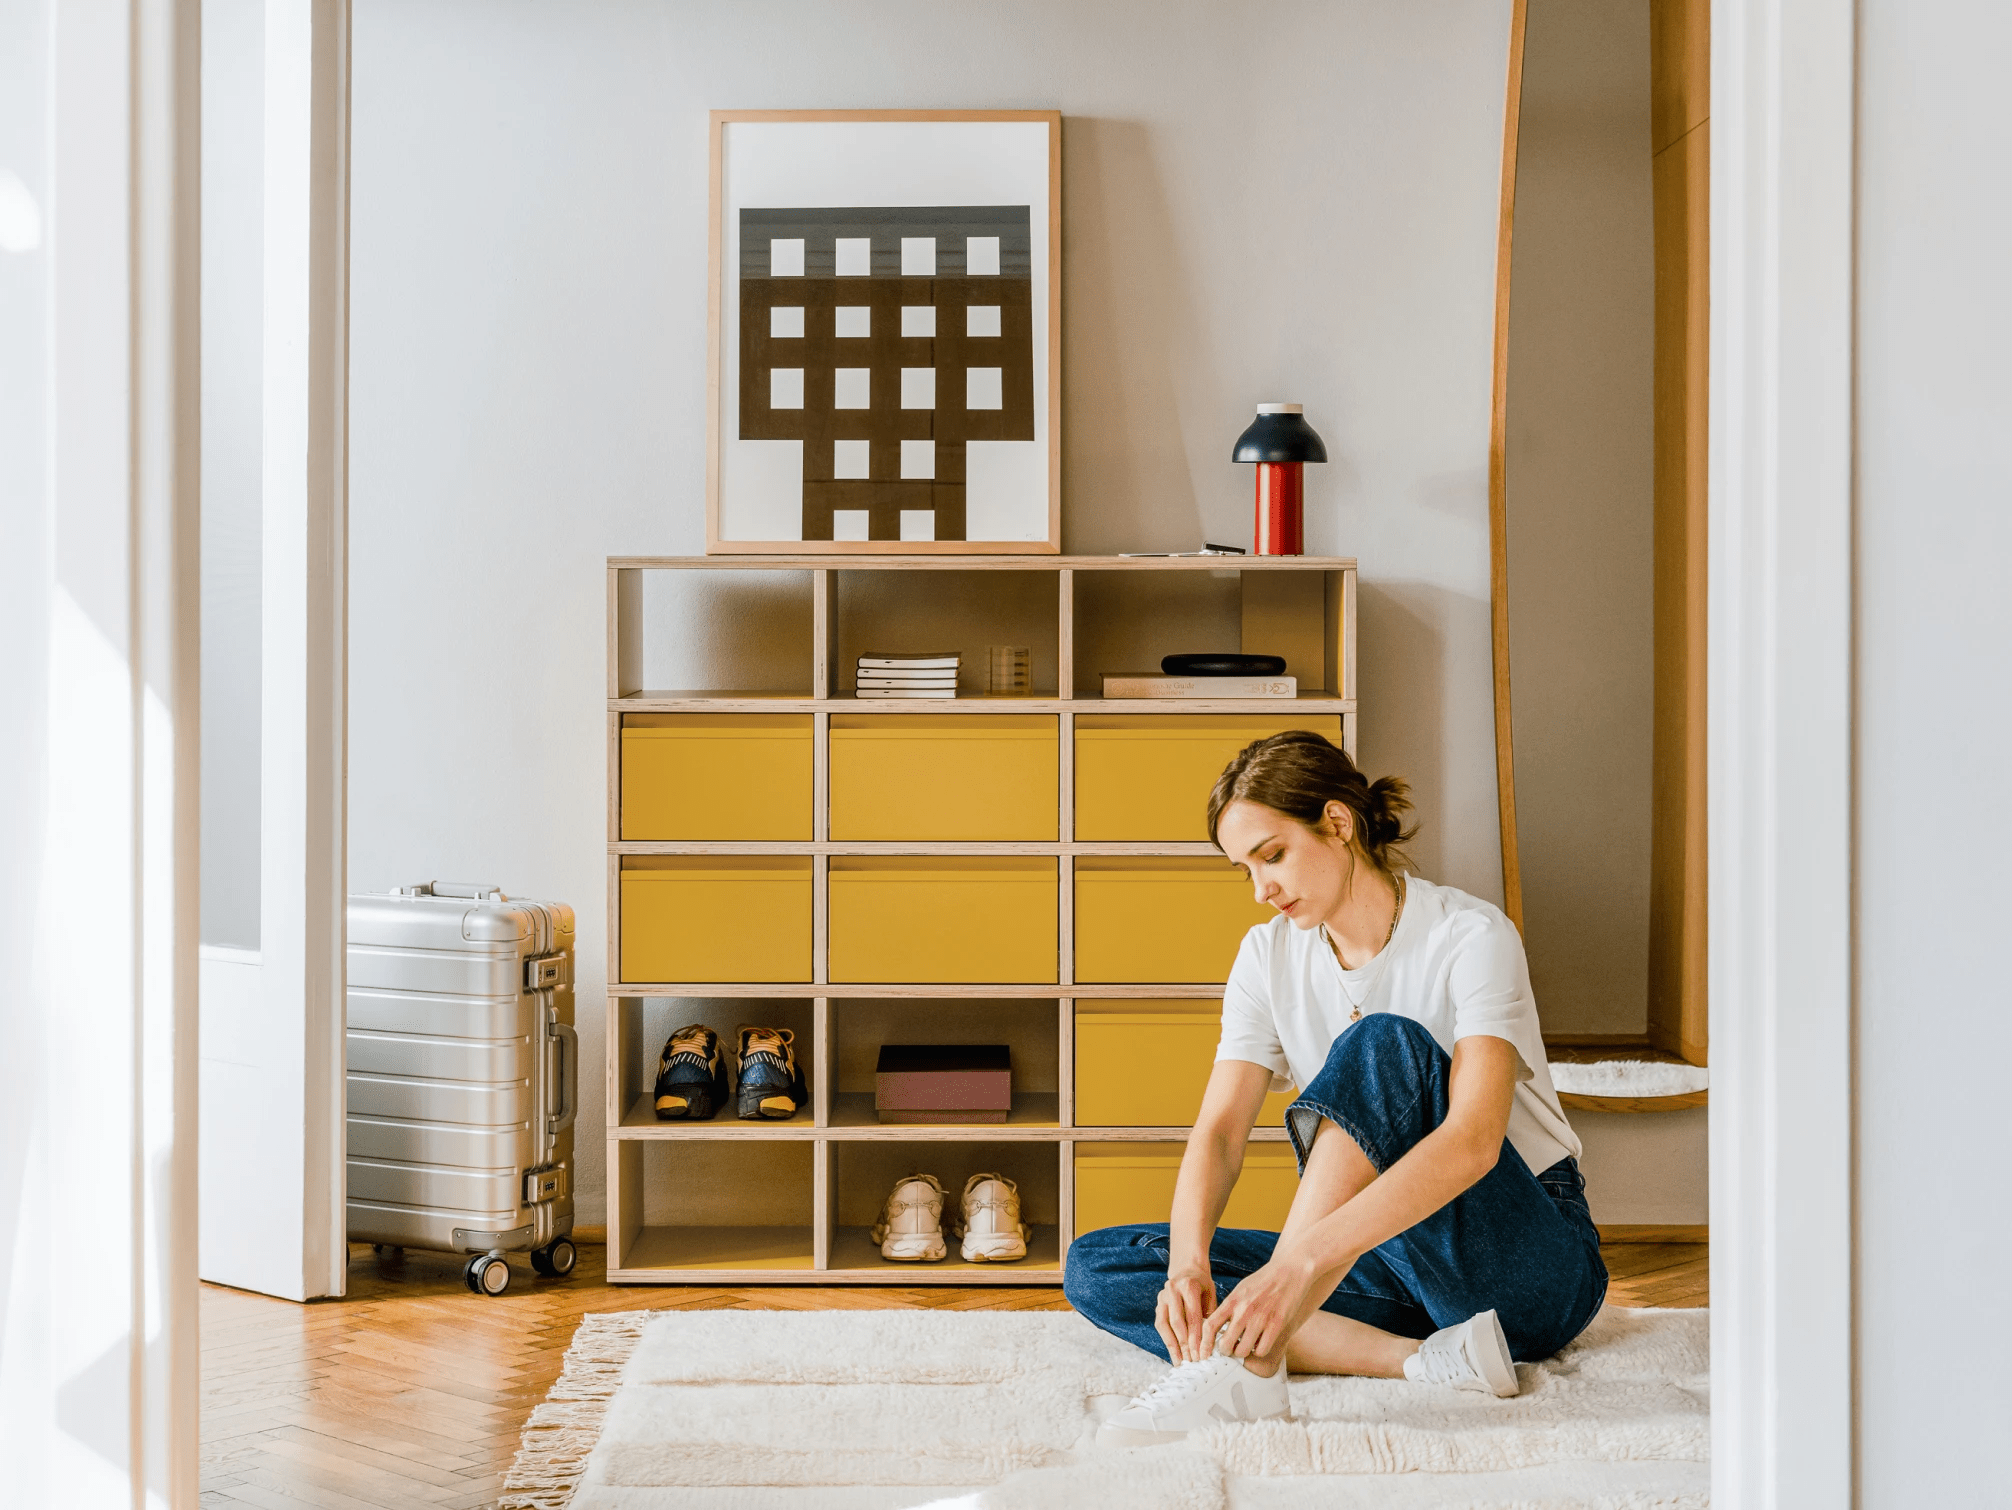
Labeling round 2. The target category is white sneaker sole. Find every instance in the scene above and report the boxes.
[1469,1310,1519,1397]
[878,1234,945,1261]
[960,1233,1027,1262]
[1096,1422,1191,1449]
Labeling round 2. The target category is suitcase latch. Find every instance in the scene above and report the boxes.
[524,1166,570,1204]
[525,954,569,990]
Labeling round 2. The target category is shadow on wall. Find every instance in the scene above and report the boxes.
[1060,117,1205,555]
[1353,577,1486,891]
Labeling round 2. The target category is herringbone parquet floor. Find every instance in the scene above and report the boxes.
[199,1237,1707,1510]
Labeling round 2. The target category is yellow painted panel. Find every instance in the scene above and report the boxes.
[1074,715,1343,841]
[1074,858,1274,983]
[620,857,812,983]
[1073,1143,1299,1234]
[621,715,813,841]
[830,715,1058,841]
[1074,1001,1291,1127]
[830,857,1058,983]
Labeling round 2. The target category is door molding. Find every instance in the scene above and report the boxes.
[1710,0,1857,1501]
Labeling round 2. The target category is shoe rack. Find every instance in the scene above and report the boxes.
[604,555,1357,1285]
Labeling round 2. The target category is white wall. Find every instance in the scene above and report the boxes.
[1503,0,1656,1038]
[346,0,1516,1218]
[1855,0,2012,1495]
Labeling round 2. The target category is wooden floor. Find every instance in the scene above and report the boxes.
[200,1237,1707,1510]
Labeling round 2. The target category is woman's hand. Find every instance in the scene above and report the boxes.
[1210,1245,1325,1366]
[1155,1263,1219,1363]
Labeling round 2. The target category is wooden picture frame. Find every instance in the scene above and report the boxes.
[706,109,1063,556]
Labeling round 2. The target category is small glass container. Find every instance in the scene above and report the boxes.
[988,645,1032,696]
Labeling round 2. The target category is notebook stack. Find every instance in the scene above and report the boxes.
[856,650,960,699]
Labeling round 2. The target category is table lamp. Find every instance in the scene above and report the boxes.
[1232,403,1328,555]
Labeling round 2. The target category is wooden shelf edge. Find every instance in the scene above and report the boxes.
[611,982,1235,998]
[615,1094,818,1138]
[612,696,1358,714]
[1559,1089,1708,1113]
[611,841,1225,856]
[605,1265,1063,1286]
[609,554,1359,571]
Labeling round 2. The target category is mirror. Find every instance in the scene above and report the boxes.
[1489,0,1708,1065]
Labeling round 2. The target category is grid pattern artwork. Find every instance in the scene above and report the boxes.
[739,206,1037,543]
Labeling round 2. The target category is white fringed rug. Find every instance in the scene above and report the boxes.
[500,1307,1708,1510]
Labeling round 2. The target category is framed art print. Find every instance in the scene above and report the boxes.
[706,110,1061,554]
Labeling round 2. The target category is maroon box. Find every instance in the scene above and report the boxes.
[875,1045,1012,1124]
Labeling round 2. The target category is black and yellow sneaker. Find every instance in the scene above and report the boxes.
[735,1025,808,1120]
[654,1025,728,1120]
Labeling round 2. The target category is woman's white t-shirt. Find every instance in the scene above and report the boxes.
[1215,874,1581,1175]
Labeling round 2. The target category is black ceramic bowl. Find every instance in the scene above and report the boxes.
[1161,653,1288,677]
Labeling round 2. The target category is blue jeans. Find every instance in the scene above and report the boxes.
[1063,1013,1608,1363]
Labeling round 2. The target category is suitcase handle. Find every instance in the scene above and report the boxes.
[411,880,506,901]
[549,1021,578,1134]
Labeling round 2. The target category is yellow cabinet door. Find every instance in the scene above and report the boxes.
[1073,1143,1299,1234]
[1074,1001,1292,1127]
[1075,715,1343,841]
[830,715,1058,841]
[621,715,814,841]
[619,857,812,983]
[829,857,1058,983]
[1074,858,1274,983]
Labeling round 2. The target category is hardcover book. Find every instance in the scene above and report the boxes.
[1101,673,1298,699]
[859,652,961,669]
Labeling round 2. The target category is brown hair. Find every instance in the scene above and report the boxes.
[1205,730,1418,873]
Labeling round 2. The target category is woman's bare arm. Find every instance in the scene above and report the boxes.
[1157,1059,1274,1362]
[1211,1034,1520,1364]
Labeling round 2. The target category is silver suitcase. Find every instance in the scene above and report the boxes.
[345,881,578,1295]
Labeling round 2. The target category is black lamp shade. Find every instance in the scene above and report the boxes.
[1231,408,1328,464]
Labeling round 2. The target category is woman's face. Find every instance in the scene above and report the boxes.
[1216,798,1354,930]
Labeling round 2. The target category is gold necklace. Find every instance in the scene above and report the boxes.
[1331,872,1406,1022]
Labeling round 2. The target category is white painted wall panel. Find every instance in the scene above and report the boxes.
[1855,0,2012,1497]
[345,0,1516,1218]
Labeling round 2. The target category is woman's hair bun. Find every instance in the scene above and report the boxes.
[1205,731,1418,869]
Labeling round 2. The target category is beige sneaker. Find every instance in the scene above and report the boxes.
[959,1172,1030,1261]
[871,1173,948,1261]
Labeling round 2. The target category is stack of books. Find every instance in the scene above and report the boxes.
[856,650,959,699]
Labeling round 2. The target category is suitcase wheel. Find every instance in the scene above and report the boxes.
[464,1253,511,1296]
[531,1237,578,1279]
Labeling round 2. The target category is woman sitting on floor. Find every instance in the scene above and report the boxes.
[1064,731,1606,1447]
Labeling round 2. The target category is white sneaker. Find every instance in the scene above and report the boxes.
[870,1173,947,1261]
[1402,1309,1520,1397]
[1097,1354,1291,1448]
[958,1172,1030,1261]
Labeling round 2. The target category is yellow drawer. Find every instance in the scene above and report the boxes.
[621,715,813,841]
[1075,715,1343,841]
[1074,1001,1292,1127]
[620,857,812,983]
[830,715,1058,841]
[829,857,1057,983]
[1074,858,1274,983]
[1074,1143,1299,1234]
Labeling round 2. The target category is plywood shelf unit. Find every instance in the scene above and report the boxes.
[605,554,1357,1285]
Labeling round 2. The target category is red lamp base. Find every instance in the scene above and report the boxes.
[1253,461,1304,555]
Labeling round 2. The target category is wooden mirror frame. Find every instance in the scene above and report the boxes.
[1487,0,1710,1064]
[1488,0,1531,933]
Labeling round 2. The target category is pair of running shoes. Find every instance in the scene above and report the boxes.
[652,1024,806,1121]
[871,1172,1031,1264]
